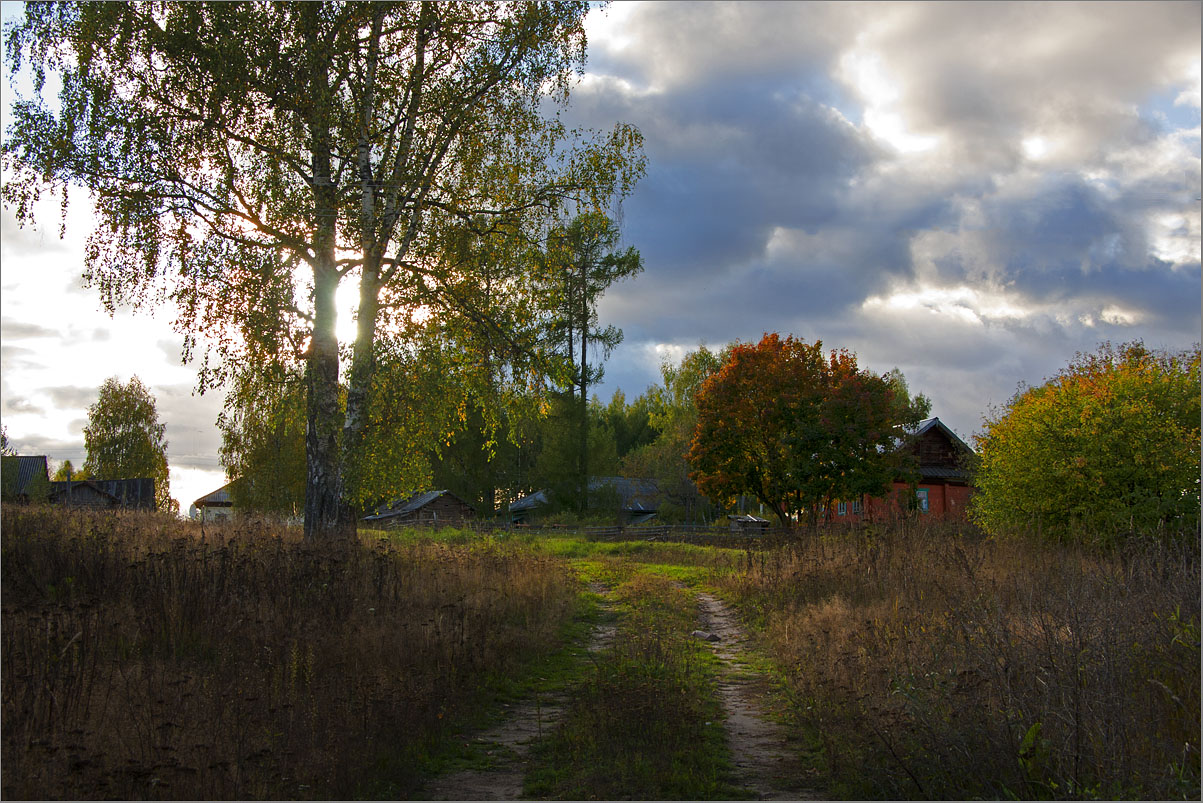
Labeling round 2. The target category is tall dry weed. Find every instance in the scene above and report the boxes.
[2,505,578,799]
[719,519,1200,799]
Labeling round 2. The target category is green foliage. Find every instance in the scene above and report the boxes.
[622,346,727,523]
[689,334,925,527]
[532,394,621,514]
[82,376,170,511]
[218,368,307,517]
[600,388,659,459]
[534,212,643,515]
[525,574,742,800]
[428,395,542,517]
[51,460,90,482]
[971,341,1201,543]
[4,1,645,540]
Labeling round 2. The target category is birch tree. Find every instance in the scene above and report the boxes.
[4,2,644,539]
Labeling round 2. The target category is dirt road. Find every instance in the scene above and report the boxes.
[697,592,820,801]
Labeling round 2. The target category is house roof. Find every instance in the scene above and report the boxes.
[194,481,235,508]
[3,455,49,495]
[919,466,973,480]
[509,476,660,513]
[728,513,770,524]
[914,417,973,455]
[49,480,122,505]
[363,489,474,521]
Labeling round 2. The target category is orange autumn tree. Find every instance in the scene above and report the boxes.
[971,341,1201,543]
[688,333,924,528]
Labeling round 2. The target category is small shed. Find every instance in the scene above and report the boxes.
[50,480,122,509]
[50,478,157,511]
[363,490,475,529]
[193,482,235,522]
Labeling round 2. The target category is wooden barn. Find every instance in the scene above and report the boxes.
[50,478,157,511]
[831,417,974,523]
[363,490,475,529]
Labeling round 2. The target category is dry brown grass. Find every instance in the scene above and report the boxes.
[718,519,1200,799]
[1,505,577,800]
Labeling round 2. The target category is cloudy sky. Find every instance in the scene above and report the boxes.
[2,1,1200,512]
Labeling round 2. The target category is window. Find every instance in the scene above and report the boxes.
[837,501,847,516]
[851,499,863,514]
[916,488,929,513]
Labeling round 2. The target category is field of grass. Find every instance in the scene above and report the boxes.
[1,506,579,799]
[4,505,1198,800]
[716,519,1200,799]
[524,570,743,800]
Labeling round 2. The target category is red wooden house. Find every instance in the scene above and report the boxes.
[832,417,974,523]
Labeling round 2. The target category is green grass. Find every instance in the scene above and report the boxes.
[523,571,752,800]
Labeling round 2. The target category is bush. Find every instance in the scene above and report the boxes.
[971,341,1200,543]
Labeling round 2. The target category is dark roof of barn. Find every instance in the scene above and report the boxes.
[50,477,156,510]
[5,455,48,494]
[49,480,122,505]
[728,513,770,524]
[364,489,474,521]
[509,476,660,513]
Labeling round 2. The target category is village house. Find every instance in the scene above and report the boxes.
[191,481,235,522]
[2,455,155,511]
[832,417,974,523]
[363,489,475,529]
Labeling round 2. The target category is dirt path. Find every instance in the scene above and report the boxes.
[696,592,820,801]
[420,582,614,801]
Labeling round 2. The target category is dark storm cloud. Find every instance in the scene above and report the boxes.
[574,2,1199,437]
[573,79,882,283]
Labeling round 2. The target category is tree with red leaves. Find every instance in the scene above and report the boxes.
[688,333,925,528]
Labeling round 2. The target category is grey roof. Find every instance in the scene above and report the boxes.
[3,455,49,495]
[194,481,235,508]
[509,488,551,513]
[49,480,122,505]
[50,477,156,510]
[509,476,660,513]
[364,489,473,521]
[914,417,974,455]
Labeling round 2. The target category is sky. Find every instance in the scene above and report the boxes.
[1,1,1200,513]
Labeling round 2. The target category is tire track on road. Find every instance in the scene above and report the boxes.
[696,592,821,801]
